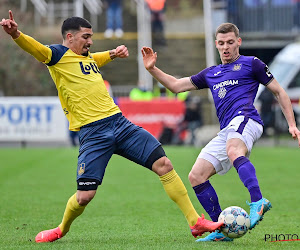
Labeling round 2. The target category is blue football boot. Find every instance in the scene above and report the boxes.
[196,230,233,242]
[247,197,272,229]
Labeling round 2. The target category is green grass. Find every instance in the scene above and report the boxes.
[0,146,299,249]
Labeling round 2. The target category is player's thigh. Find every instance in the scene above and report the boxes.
[114,116,161,169]
[226,116,263,154]
[77,123,115,184]
[199,135,231,175]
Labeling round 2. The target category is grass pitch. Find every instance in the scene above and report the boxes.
[0,146,299,249]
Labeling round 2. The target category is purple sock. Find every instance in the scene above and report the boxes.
[233,156,262,202]
[193,180,222,222]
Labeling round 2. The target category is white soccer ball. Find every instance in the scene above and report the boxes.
[218,206,250,238]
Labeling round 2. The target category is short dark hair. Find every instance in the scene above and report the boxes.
[215,23,239,38]
[61,17,92,39]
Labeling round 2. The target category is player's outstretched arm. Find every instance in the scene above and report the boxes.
[0,10,20,39]
[141,46,196,93]
[93,45,129,68]
[1,10,51,63]
[267,79,300,147]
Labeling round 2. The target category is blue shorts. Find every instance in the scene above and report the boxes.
[77,113,161,184]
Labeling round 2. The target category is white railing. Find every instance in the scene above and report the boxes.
[29,0,102,29]
[83,0,102,15]
[212,0,298,34]
[135,0,153,91]
[30,0,47,16]
[83,0,103,31]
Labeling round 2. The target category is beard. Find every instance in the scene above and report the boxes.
[82,52,88,56]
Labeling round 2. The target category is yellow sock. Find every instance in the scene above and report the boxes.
[58,193,86,235]
[159,169,199,226]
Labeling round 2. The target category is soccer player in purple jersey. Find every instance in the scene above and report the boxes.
[142,23,300,242]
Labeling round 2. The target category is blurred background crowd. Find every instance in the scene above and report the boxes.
[0,0,299,147]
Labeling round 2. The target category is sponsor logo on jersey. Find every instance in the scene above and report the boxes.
[233,64,242,71]
[78,163,85,175]
[79,62,101,75]
[213,79,239,90]
[214,71,221,76]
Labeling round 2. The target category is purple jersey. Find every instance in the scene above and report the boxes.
[190,55,274,129]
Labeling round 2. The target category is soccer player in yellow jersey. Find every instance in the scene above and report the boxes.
[1,10,223,243]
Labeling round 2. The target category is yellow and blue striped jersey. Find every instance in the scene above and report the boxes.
[14,32,121,131]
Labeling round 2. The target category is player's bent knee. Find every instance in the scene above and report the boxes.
[188,171,201,185]
[226,141,248,163]
[76,190,97,205]
[188,171,195,183]
[188,169,209,186]
[77,178,99,205]
[152,156,173,176]
[227,148,237,162]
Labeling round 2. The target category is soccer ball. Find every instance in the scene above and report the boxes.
[218,206,250,238]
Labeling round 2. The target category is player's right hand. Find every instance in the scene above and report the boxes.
[141,47,157,71]
[289,126,300,148]
[0,10,19,38]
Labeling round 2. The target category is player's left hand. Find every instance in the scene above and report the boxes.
[115,45,129,58]
[289,126,300,147]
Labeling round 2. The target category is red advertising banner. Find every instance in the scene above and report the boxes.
[118,97,185,138]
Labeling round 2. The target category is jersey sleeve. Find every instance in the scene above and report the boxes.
[190,67,211,89]
[252,57,274,86]
[46,45,69,66]
[91,51,112,67]
[13,32,52,63]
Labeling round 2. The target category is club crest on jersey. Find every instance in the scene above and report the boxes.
[79,62,101,75]
[78,163,85,175]
[232,64,242,71]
